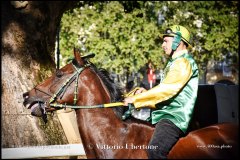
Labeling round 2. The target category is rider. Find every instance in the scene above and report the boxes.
[124,25,199,159]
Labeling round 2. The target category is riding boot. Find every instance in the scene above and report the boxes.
[147,119,184,159]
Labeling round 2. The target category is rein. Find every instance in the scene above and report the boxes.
[50,102,124,109]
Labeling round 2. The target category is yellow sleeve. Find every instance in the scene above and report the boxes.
[131,58,192,109]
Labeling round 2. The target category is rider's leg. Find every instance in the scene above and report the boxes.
[147,119,184,159]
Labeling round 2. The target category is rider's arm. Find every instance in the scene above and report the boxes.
[131,58,192,109]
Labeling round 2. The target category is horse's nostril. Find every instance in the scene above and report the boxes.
[23,92,29,99]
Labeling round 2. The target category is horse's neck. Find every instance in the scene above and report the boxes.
[75,69,155,158]
[75,108,123,158]
[75,108,154,159]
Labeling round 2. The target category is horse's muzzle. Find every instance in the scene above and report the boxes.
[23,92,46,108]
[22,92,48,123]
[23,92,30,107]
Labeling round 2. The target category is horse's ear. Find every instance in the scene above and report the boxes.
[74,47,84,65]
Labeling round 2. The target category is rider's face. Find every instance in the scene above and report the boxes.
[162,36,173,55]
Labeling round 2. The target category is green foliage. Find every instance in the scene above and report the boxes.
[60,1,238,77]
[60,1,163,74]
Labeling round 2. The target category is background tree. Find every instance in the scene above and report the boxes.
[1,1,78,148]
[60,1,238,83]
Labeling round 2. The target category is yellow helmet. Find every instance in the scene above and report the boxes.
[160,25,192,48]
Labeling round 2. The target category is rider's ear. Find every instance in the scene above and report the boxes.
[74,47,84,66]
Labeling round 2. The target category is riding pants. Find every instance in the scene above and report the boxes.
[147,119,184,159]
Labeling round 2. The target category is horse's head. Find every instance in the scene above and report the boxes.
[23,48,111,123]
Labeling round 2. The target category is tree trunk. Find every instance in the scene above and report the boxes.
[1,1,77,148]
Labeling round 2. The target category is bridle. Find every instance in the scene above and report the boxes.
[31,59,132,123]
[49,61,90,106]
[35,60,124,109]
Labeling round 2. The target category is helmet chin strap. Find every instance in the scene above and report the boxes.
[169,49,175,58]
[163,49,175,71]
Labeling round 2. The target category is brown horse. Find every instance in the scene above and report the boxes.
[23,49,238,159]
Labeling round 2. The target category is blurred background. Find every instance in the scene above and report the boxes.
[57,1,239,91]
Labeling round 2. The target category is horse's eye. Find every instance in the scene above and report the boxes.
[56,70,63,78]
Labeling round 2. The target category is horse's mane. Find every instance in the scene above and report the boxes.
[88,61,126,118]
[90,64,123,102]
[82,61,154,124]
[72,58,126,118]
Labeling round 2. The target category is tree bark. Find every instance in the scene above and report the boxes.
[1,1,78,148]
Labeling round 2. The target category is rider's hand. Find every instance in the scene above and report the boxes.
[123,97,134,106]
[124,87,147,106]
